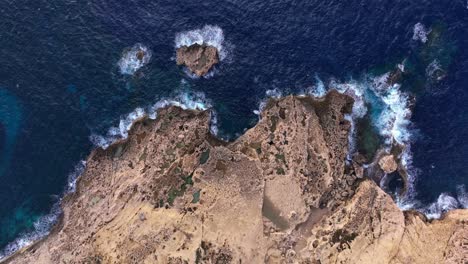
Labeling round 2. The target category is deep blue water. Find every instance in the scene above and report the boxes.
[0,0,467,254]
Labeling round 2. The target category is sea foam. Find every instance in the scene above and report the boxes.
[423,193,460,219]
[313,74,416,200]
[90,91,215,149]
[175,25,227,61]
[118,43,152,75]
[398,184,468,219]
[413,22,431,44]
[255,75,413,158]
[0,161,86,261]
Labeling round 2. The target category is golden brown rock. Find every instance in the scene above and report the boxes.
[379,154,398,174]
[3,92,467,264]
[176,44,219,76]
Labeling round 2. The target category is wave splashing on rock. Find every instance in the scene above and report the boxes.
[421,185,468,219]
[424,193,462,219]
[90,91,214,149]
[330,74,413,150]
[175,25,227,61]
[0,161,86,261]
[118,43,152,75]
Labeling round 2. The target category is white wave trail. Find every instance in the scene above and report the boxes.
[175,25,227,61]
[0,161,87,261]
[412,22,431,44]
[118,43,152,75]
[423,193,460,219]
[90,91,215,149]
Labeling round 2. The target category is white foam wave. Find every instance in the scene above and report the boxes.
[91,91,214,149]
[0,203,61,261]
[423,193,460,219]
[175,25,227,61]
[0,161,87,261]
[209,111,219,136]
[306,75,327,98]
[118,43,152,75]
[254,89,283,116]
[397,185,468,220]
[456,185,468,209]
[65,161,87,193]
[330,79,368,155]
[413,22,431,43]
[320,73,417,202]
[376,84,412,145]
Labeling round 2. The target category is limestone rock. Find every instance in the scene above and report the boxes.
[4,93,467,264]
[176,43,219,76]
[379,154,398,174]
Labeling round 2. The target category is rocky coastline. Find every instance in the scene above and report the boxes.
[2,91,467,264]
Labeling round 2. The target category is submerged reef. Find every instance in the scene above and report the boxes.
[3,91,467,264]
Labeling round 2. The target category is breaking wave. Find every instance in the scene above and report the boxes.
[332,74,420,210]
[253,88,283,116]
[423,193,460,219]
[418,185,467,219]
[255,73,413,157]
[412,22,431,44]
[175,25,228,61]
[329,73,414,159]
[257,72,419,209]
[90,91,216,149]
[0,161,86,261]
[118,43,152,75]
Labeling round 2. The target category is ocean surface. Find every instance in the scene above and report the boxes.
[0,0,467,257]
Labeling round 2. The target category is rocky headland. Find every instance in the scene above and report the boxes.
[3,91,467,264]
[176,44,219,76]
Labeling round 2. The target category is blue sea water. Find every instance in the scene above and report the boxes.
[0,0,467,257]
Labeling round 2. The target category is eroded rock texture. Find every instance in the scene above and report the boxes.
[176,44,219,76]
[4,92,467,264]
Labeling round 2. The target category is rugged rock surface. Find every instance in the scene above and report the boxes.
[378,154,398,174]
[176,44,219,76]
[4,91,467,264]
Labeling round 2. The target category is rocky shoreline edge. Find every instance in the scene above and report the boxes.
[2,91,467,264]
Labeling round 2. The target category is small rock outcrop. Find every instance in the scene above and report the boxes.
[379,154,398,174]
[3,92,467,264]
[176,44,219,76]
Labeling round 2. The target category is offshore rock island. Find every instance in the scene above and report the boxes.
[176,44,219,76]
[4,92,467,264]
